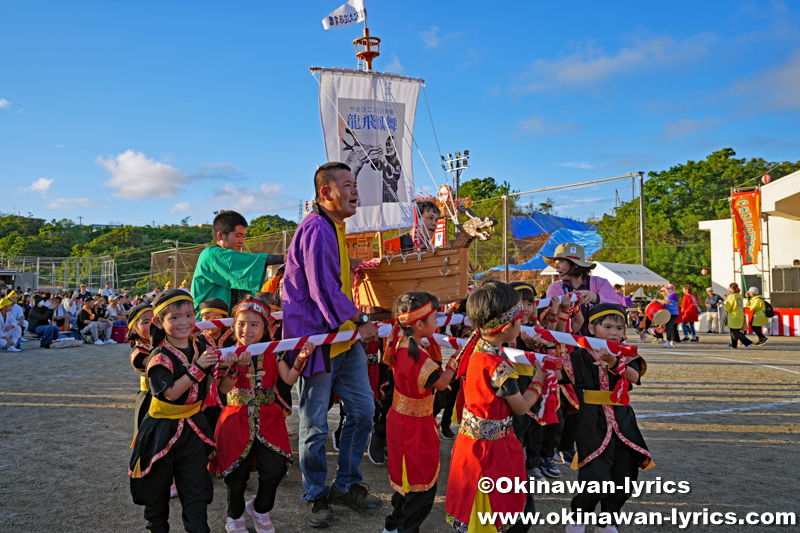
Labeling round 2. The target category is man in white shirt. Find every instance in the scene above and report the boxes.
[0,297,22,351]
[7,291,28,338]
[100,282,114,299]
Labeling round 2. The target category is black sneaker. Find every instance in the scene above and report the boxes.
[756,338,769,346]
[329,483,382,513]
[440,423,456,440]
[367,430,385,465]
[307,496,332,528]
[540,457,562,478]
[332,426,341,451]
[559,449,575,464]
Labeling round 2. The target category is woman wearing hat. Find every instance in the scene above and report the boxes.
[544,242,621,336]
[746,287,769,346]
[724,283,753,349]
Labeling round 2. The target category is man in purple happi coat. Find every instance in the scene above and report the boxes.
[282,162,381,527]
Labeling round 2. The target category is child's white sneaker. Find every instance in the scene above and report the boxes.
[246,497,276,533]
[596,526,619,533]
[565,525,585,533]
[106,338,117,344]
[7,346,21,352]
[94,340,104,345]
[225,515,248,533]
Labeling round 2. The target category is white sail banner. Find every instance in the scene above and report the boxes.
[318,69,421,233]
[321,0,367,30]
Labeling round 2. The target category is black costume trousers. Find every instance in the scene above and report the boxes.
[373,363,393,439]
[730,328,753,347]
[134,429,213,533]
[434,378,460,429]
[385,483,437,533]
[224,440,287,518]
[570,436,640,525]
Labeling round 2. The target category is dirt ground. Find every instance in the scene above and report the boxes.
[1,331,798,532]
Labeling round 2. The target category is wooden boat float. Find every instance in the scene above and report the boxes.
[355,247,470,310]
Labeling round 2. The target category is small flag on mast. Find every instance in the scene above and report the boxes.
[322,0,366,30]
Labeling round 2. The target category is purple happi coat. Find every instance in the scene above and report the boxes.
[281,203,359,376]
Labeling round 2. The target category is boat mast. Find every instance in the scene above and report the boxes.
[353,18,380,71]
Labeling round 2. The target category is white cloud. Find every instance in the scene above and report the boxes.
[516,33,717,93]
[420,26,440,48]
[385,53,403,73]
[53,144,67,148]
[662,117,721,140]
[733,51,800,110]
[169,201,190,214]
[18,177,54,194]
[213,183,294,215]
[98,150,189,199]
[47,197,90,209]
[418,26,461,49]
[0,98,10,109]
[516,116,582,136]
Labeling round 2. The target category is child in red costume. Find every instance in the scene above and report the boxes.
[210,299,315,533]
[445,280,547,533]
[383,292,457,533]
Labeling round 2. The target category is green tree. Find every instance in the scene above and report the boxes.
[248,214,298,236]
[458,177,512,201]
[595,148,800,289]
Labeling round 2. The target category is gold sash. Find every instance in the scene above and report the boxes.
[148,398,202,419]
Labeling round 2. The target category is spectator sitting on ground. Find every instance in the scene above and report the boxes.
[52,295,77,331]
[7,291,28,338]
[0,297,22,352]
[27,295,61,348]
[107,294,125,323]
[78,296,115,345]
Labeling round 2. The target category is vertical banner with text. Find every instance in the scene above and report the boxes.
[318,69,421,234]
[731,191,761,265]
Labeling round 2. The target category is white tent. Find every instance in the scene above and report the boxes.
[540,261,669,293]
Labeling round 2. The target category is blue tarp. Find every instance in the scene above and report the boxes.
[510,214,596,239]
[479,228,603,275]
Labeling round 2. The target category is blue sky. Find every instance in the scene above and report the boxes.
[2,0,799,227]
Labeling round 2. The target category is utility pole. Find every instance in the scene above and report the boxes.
[503,195,509,283]
[77,216,83,228]
[638,171,646,266]
[163,239,180,288]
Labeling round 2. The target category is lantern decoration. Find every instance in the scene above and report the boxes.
[701,268,708,276]
[763,174,772,185]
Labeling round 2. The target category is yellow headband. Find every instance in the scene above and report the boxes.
[199,307,228,318]
[153,294,193,317]
[589,309,626,322]
[128,307,152,326]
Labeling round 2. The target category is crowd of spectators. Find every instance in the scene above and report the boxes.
[0,281,152,350]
